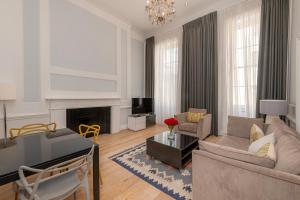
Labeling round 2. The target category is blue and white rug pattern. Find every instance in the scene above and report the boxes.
[110,143,192,200]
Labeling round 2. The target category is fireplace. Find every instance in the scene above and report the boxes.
[66,107,111,136]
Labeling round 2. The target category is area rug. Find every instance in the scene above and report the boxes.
[110,143,192,200]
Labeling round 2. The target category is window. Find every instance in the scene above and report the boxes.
[154,37,179,123]
[218,0,261,133]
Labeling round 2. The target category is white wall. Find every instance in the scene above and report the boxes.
[0,0,145,137]
[296,39,300,132]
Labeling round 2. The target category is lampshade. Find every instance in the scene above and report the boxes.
[0,84,16,100]
[260,100,288,116]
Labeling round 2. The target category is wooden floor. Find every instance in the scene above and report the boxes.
[0,125,219,200]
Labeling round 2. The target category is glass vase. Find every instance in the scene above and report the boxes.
[168,127,175,140]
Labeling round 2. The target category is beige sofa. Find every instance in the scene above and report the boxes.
[174,108,212,140]
[193,116,300,200]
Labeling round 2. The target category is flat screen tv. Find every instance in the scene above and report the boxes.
[132,98,153,114]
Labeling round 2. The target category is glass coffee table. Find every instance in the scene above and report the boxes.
[146,131,199,169]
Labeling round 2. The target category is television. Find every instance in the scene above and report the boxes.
[132,98,154,114]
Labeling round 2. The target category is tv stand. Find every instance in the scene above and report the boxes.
[128,113,156,131]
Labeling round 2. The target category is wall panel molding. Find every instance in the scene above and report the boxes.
[40,0,133,99]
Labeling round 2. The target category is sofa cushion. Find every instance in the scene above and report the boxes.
[199,141,275,168]
[217,135,250,151]
[250,124,264,143]
[227,116,264,139]
[178,123,197,133]
[267,118,299,139]
[248,133,275,153]
[187,112,204,123]
[275,133,300,175]
[256,143,276,161]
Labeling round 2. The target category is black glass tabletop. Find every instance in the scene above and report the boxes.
[0,129,94,177]
[146,131,198,150]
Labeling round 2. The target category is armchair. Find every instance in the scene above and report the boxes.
[174,108,212,140]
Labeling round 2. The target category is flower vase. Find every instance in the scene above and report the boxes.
[168,127,175,140]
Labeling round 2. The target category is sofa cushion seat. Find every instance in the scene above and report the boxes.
[227,116,264,139]
[178,122,197,133]
[217,135,250,151]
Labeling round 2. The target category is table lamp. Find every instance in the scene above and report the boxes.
[0,84,16,148]
[260,100,288,124]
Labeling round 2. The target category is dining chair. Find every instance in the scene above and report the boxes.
[9,123,57,138]
[79,124,103,185]
[79,124,100,141]
[10,123,57,200]
[16,145,94,200]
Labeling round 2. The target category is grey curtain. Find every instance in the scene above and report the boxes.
[256,0,289,117]
[145,37,155,98]
[181,12,218,135]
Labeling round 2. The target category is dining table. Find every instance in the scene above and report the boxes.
[0,128,100,200]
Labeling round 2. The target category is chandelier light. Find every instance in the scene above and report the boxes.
[145,0,176,25]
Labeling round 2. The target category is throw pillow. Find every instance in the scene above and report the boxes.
[256,142,276,161]
[248,133,275,153]
[186,112,204,123]
[250,124,264,143]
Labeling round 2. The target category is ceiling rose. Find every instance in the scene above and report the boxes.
[145,0,176,25]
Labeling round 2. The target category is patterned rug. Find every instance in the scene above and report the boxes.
[110,143,192,200]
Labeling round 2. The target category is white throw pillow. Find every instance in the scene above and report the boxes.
[248,133,275,153]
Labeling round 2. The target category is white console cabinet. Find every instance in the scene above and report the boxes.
[128,115,146,131]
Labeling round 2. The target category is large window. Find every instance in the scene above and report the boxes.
[218,0,261,133]
[154,37,179,123]
[230,12,260,117]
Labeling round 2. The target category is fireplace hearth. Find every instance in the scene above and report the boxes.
[66,107,111,136]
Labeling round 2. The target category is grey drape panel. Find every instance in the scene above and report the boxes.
[181,12,218,135]
[145,37,155,98]
[256,0,289,117]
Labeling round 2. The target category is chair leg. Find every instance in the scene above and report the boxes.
[13,183,19,200]
[15,192,19,200]
[82,177,90,200]
[73,192,77,200]
[99,171,103,185]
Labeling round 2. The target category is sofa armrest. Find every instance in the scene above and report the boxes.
[197,114,212,140]
[174,113,187,124]
[192,150,300,200]
[227,116,264,139]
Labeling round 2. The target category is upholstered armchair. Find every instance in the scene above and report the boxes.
[174,108,212,140]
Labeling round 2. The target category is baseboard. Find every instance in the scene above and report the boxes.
[120,124,128,130]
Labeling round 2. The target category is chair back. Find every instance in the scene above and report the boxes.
[9,123,57,138]
[79,124,100,140]
[18,145,94,200]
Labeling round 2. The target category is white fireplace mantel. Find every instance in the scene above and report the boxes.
[48,98,130,134]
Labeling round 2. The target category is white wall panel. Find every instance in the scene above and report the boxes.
[23,0,41,102]
[50,74,117,92]
[49,0,117,75]
[131,38,145,97]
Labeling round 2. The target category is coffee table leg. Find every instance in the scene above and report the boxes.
[93,145,100,200]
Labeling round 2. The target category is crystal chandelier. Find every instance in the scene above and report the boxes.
[145,0,176,25]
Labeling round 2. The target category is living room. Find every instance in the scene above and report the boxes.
[0,0,299,199]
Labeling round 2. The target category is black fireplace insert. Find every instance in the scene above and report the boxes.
[66,107,111,136]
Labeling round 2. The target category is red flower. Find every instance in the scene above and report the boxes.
[164,118,179,127]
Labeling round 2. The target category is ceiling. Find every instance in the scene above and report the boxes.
[87,0,225,33]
